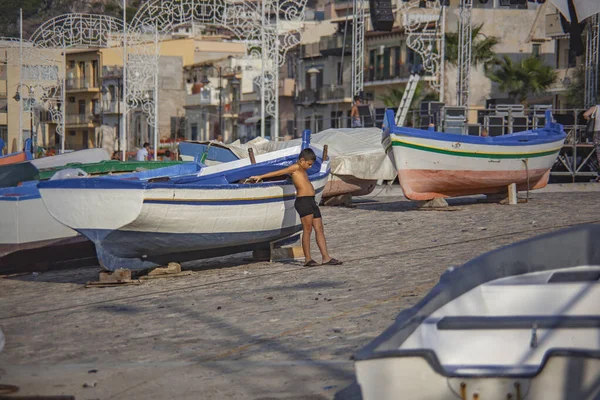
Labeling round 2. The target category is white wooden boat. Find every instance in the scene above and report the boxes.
[354,224,600,400]
[38,135,330,271]
[382,109,566,200]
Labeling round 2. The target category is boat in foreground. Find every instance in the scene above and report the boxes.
[354,224,600,400]
[382,109,566,200]
[39,133,330,271]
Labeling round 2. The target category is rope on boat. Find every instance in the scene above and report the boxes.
[522,158,530,203]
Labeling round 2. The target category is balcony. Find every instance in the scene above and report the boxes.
[318,84,352,103]
[298,89,320,105]
[66,78,99,91]
[300,42,320,59]
[101,100,125,114]
[364,64,412,86]
[185,89,219,107]
[319,34,352,56]
[65,114,95,127]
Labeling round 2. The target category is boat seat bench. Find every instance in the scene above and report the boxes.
[436,316,600,330]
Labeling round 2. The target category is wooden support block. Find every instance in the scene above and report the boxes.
[252,248,271,261]
[417,197,449,209]
[508,183,518,205]
[147,262,182,276]
[270,246,304,262]
[248,148,256,164]
[86,268,141,287]
[99,268,132,283]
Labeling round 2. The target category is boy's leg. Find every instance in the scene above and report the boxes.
[301,214,314,263]
[312,217,332,263]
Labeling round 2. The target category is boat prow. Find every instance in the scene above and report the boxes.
[355,224,600,399]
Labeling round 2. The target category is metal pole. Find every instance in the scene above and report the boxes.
[122,0,127,161]
[274,3,279,140]
[19,8,23,151]
[154,26,159,160]
[61,53,66,153]
[219,68,223,140]
[117,77,121,154]
[260,0,266,138]
[439,5,446,103]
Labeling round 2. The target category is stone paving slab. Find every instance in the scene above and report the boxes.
[1,192,599,399]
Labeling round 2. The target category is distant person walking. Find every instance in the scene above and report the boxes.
[136,142,150,161]
[351,96,362,128]
[583,105,600,181]
[0,136,5,156]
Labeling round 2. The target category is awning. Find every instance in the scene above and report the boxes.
[550,0,600,22]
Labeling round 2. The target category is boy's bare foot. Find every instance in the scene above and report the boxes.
[304,260,319,267]
[322,258,343,266]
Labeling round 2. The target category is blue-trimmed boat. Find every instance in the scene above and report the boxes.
[382,109,566,200]
[38,133,330,271]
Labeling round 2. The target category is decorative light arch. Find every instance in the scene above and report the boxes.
[26,14,125,151]
[127,0,308,141]
[398,0,445,99]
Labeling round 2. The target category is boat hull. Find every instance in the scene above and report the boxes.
[0,152,27,166]
[72,176,328,271]
[323,175,377,198]
[387,133,562,200]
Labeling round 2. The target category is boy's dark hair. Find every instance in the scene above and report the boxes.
[299,148,317,162]
[353,95,360,102]
[143,142,150,148]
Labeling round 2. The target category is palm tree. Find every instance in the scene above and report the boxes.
[445,23,500,73]
[487,55,558,106]
[379,81,438,110]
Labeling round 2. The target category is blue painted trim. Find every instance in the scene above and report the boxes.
[302,130,311,149]
[179,142,240,163]
[0,182,41,201]
[383,109,566,147]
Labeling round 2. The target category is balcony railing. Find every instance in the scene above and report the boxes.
[65,114,94,125]
[66,78,98,90]
[365,64,412,83]
[319,85,352,102]
[300,42,320,59]
[319,35,351,55]
[298,89,320,104]
[186,89,219,107]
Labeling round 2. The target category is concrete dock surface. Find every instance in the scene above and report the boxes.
[1,190,600,399]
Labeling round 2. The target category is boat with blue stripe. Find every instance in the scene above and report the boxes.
[38,131,330,271]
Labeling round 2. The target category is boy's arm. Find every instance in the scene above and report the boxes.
[249,164,298,182]
[583,106,596,120]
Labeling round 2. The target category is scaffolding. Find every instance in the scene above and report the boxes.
[584,13,599,109]
[456,0,473,107]
[352,0,366,98]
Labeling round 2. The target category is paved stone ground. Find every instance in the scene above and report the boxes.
[1,191,600,399]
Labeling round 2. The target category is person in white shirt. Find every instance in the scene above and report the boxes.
[136,142,150,161]
[583,105,600,181]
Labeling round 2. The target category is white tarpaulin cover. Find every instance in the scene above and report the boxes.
[231,128,397,181]
[550,0,600,22]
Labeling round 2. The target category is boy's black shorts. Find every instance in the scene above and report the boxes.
[294,196,322,219]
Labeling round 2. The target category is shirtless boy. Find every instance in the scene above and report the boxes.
[249,148,342,267]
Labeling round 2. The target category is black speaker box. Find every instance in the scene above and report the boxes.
[369,0,394,32]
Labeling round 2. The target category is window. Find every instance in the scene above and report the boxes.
[383,48,391,80]
[191,123,198,141]
[394,47,402,77]
[532,44,541,58]
[0,126,7,144]
[0,98,6,113]
[330,111,343,129]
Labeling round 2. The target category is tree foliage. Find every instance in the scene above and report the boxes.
[445,23,500,73]
[487,55,558,105]
[379,81,438,110]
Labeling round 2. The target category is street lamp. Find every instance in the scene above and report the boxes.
[198,64,241,141]
[13,84,36,155]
